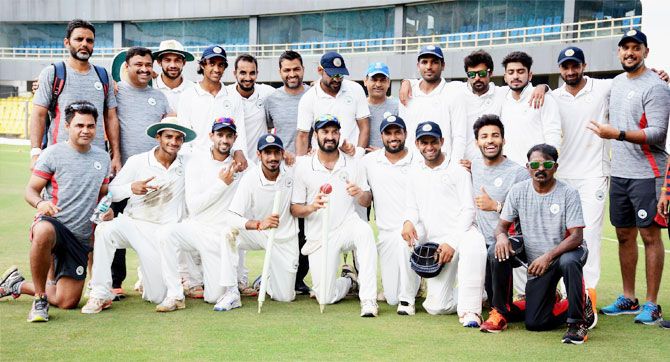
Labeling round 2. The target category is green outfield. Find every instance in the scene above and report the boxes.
[0,144,668,360]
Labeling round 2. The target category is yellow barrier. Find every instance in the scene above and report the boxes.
[0,97,31,139]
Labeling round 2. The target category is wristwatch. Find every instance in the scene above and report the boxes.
[617,130,626,141]
[30,147,42,157]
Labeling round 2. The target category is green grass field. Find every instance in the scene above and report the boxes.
[0,144,668,360]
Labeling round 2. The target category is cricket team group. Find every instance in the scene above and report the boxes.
[1,19,669,344]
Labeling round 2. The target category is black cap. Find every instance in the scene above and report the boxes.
[618,29,647,47]
[379,114,406,133]
[257,133,284,151]
[415,121,442,140]
[211,117,237,133]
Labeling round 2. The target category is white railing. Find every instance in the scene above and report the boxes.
[0,15,641,60]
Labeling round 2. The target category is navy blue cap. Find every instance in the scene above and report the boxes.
[367,62,390,78]
[257,133,284,151]
[379,114,406,133]
[557,46,585,65]
[418,45,444,60]
[618,29,647,47]
[211,117,237,133]
[320,51,349,77]
[201,45,227,61]
[313,114,341,130]
[415,121,442,140]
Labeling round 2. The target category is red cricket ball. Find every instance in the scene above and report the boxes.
[320,183,333,194]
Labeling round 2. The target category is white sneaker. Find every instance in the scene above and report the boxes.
[156,297,185,312]
[81,297,112,314]
[460,312,482,328]
[360,299,378,317]
[397,301,415,316]
[214,289,242,312]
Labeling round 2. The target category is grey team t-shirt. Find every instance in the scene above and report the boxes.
[609,69,670,179]
[501,179,584,263]
[265,85,310,153]
[116,81,171,164]
[471,157,529,246]
[33,143,111,242]
[33,63,118,150]
[368,98,399,148]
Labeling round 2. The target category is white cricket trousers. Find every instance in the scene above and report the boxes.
[90,214,167,303]
[220,229,299,302]
[160,221,228,304]
[562,176,607,289]
[307,216,378,304]
[419,227,486,316]
[178,250,203,289]
[377,230,420,305]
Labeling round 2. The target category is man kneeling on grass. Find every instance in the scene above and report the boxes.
[480,144,596,344]
[81,117,195,314]
[0,101,110,322]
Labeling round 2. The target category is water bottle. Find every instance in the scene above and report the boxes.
[90,192,113,224]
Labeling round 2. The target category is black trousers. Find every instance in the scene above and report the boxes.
[489,244,588,330]
[295,218,309,286]
[110,199,128,289]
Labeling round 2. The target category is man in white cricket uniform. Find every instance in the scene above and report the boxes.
[402,121,487,327]
[551,46,611,303]
[152,39,195,114]
[398,45,467,161]
[363,115,421,313]
[295,51,370,158]
[223,134,299,304]
[156,117,244,312]
[291,115,379,317]
[82,117,196,313]
[226,54,276,164]
[499,51,562,166]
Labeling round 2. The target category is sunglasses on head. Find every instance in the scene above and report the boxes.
[214,117,235,125]
[66,102,97,113]
[466,69,490,79]
[527,160,556,170]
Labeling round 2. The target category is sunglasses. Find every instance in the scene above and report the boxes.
[527,161,556,170]
[329,74,345,80]
[466,69,490,79]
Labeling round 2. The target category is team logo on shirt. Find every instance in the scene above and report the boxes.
[93,161,102,170]
[94,81,103,91]
[484,99,492,107]
[76,266,84,276]
[637,209,648,220]
[257,99,264,109]
[550,203,560,214]
[175,167,184,176]
[223,100,232,110]
[626,91,635,99]
[344,95,353,105]
[283,177,294,188]
[585,94,594,103]
[338,171,349,183]
[595,189,605,201]
[148,98,157,106]
[494,177,503,188]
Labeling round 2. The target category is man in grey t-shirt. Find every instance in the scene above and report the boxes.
[482,144,592,344]
[264,50,311,295]
[469,115,528,301]
[364,62,399,150]
[30,19,120,174]
[0,101,110,322]
[116,47,172,165]
[587,30,670,322]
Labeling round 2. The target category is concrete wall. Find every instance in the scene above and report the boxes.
[0,38,623,83]
[0,0,428,22]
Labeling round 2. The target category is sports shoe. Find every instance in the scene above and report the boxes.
[214,288,242,312]
[600,295,640,315]
[184,285,204,299]
[252,275,262,291]
[156,297,186,312]
[360,299,378,317]
[397,301,415,316]
[562,323,588,344]
[587,288,597,310]
[81,297,112,314]
[460,312,482,328]
[480,309,508,333]
[634,302,662,325]
[111,287,126,301]
[584,291,597,329]
[0,266,24,299]
[341,264,359,295]
[660,320,670,329]
[27,296,49,322]
[295,280,311,295]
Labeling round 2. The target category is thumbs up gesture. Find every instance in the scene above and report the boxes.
[474,186,497,211]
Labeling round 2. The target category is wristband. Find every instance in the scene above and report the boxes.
[617,130,626,141]
[496,201,503,213]
[30,148,42,157]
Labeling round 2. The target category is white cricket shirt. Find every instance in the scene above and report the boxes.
[154,75,194,114]
[226,83,276,164]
